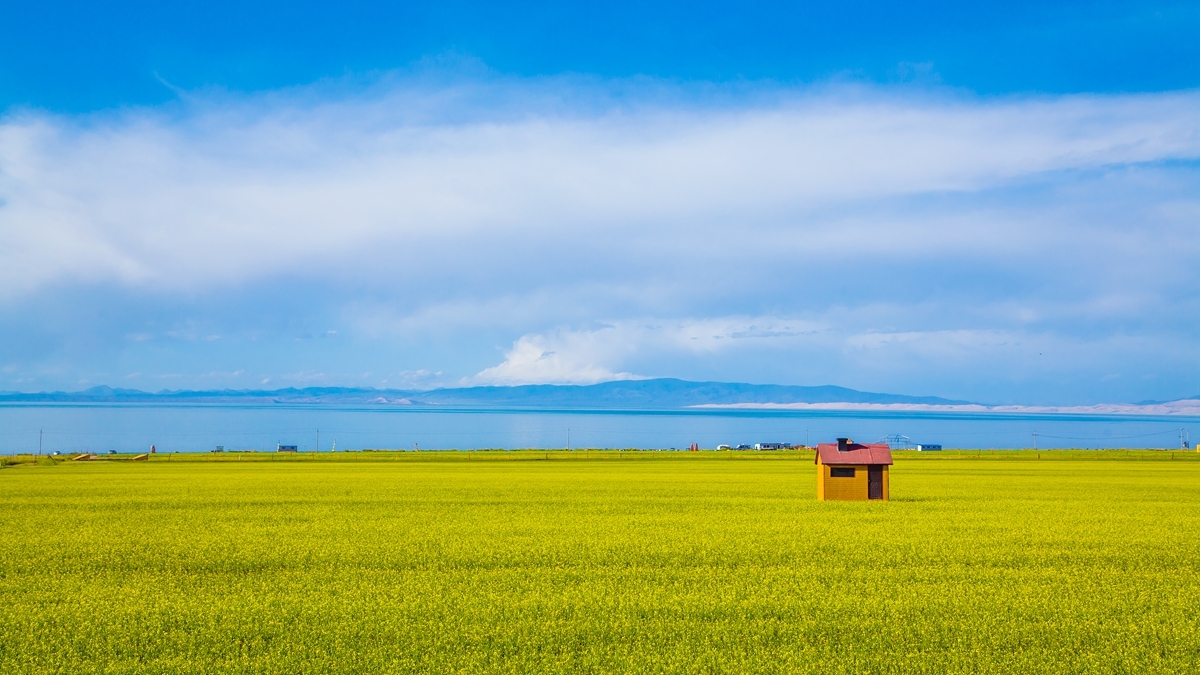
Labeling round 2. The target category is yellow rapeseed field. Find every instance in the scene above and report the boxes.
[2,450,1198,673]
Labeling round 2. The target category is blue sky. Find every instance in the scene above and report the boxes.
[4,1,1200,109]
[1,1,1199,403]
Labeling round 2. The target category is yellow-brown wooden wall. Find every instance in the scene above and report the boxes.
[817,463,889,501]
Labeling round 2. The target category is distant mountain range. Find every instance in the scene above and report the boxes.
[0,378,968,408]
[4,380,1198,414]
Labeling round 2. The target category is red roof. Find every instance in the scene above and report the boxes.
[814,442,893,466]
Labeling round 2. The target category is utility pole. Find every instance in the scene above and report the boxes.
[39,430,43,456]
[1033,431,1038,452]
[316,429,319,452]
[567,428,570,452]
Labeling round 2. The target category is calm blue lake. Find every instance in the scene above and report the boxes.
[0,404,1195,454]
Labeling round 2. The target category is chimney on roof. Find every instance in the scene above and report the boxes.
[837,437,851,452]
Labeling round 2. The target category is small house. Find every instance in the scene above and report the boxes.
[815,438,892,501]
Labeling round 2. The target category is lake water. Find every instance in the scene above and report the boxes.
[0,404,1195,454]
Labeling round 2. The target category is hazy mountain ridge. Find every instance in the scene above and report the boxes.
[0,379,967,407]
[5,381,1197,412]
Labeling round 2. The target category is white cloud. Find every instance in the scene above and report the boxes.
[471,317,828,385]
[472,331,641,385]
[461,309,1200,404]
[1,80,1198,300]
[2,73,1199,402]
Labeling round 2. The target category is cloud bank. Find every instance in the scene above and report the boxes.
[1,74,1198,403]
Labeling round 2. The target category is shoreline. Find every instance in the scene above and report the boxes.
[691,400,1200,416]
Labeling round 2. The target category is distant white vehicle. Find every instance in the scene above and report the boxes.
[717,445,731,450]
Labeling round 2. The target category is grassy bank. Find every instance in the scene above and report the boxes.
[2,453,1198,673]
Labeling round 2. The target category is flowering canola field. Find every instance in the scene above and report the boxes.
[2,451,1198,673]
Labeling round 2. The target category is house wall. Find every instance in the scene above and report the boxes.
[817,463,889,501]
[819,463,868,501]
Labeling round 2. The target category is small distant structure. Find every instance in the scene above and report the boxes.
[755,443,793,450]
[277,444,298,453]
[150,445,156,454]
[815,438,893,501]
[212,446,225,453]
[717,444,731,450]
[916,444,942,452]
